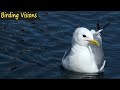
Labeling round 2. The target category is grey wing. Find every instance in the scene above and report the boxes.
[90,33,105,70]
[62,48,71,61]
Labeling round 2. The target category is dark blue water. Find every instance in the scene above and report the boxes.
[0,11,120,79]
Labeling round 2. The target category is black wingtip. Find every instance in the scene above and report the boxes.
[102,23,110,29]
[97,23,101,30]
[96,22,110,30]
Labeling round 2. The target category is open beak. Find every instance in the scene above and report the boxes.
[89,40,100,46]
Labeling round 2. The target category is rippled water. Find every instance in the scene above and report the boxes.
[0,11,120,79]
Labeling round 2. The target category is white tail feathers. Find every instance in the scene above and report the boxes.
[91,29,103,37]
[96,29,103,34]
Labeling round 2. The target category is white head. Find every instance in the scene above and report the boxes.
[72,27,99,47]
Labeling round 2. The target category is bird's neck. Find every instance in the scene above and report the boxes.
[71,44,89,53]
[72,43,89,48]
[71,44,94,56]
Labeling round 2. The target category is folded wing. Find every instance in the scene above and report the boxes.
[90,29,105,71]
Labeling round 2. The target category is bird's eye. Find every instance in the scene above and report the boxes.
[83,35,86,37]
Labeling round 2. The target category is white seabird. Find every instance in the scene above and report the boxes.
[62,23,109,73]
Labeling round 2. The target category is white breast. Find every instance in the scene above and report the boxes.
[62,44,99,73]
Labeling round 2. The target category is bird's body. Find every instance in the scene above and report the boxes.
[62,27,106,73]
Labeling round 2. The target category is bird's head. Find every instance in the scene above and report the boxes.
[72,27,99,47]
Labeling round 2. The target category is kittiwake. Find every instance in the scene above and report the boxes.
[62,23,110,73]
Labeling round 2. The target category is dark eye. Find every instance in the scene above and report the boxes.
[83,35,86,37]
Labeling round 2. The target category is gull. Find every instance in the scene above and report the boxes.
[62,23,110,73]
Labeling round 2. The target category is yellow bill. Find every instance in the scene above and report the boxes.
[89,40,100,46]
